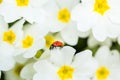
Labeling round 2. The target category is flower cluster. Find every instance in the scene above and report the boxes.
[0,0,120,80]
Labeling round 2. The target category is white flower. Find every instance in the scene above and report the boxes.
[93,46,120,80]
[17,23,49,58]
[0,16,25,46]
[33,46,98,80]
[72,0,120,41]
[0,0,48,23]
[0,16,25,71]
[43,0,80,45]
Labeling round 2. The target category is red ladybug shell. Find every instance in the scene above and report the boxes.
[52,41,64,47]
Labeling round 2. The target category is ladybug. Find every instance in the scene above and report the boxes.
[50,41,64,49]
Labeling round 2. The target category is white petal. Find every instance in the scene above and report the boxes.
[0,42,14,57]
[18,7,47,24]
[108,0,120,24]
[20,63,35,80]
[3,0,16,4]
[29,9,48,24]
[95,46,110,66]
[108,9,120,24]
[73,76,91,80]
[109,50,120,66]
[10,19,25,31]
[30,0,49,8]
[43,0,59,14]
[23,49,38,58]
[107,23,120,38]
[34,60,57,72]
[23,23,49,38]
[0,5,21,23]
[78,30,90,38]
[110,67,120,80]
[101,15,120,38]
[72,50,98,76]
[50,46,75,66]
[95,46,120,67]
[81,0,94,7]
[49,20,66,32]
[14,54,28,64]
[33,38,45,50]
[0,57,15,71]
[33,72,58,80]
[55,0,79,9]
[33,60,58,80]
[10,19,25,45]
[93,15,120,40]
[61,46,76,65]
[61,22,79,45]
[72,50,94,68]
[50,48,64,66]
[87,35,100,48]
[71,4,95,32]
[92,26,107,42]
[0,15,8,32]
[0,43,15,71]
[74,59,98,76]
[20,7,35,23]
[0,16,8,40]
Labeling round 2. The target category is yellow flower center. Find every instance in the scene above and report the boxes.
[58,8,71,23]
[44,35,55,48]
[22,35,34,48]
[3,30,16,44]
[94,0,110,15]
[16,0,29,6]
[96,66,110,80]
[57,65,74,80]
[0,0,2,4]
